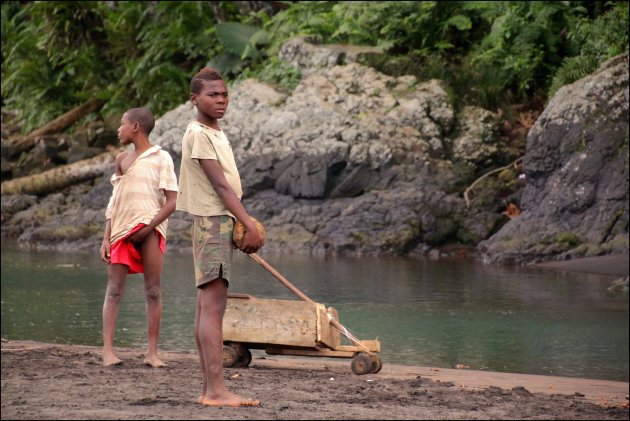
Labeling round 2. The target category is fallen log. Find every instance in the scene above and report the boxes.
[1,148,119,196]
[6,98,105,155]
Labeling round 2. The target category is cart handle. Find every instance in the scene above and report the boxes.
[248,253,375,355]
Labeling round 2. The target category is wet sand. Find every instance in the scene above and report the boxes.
[1,339,628,420]
[533,253,629,277]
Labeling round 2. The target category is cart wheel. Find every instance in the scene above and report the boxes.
[222,344,239,368]
[351,352,374,375]
[370,354,383,374]
[235,347,252,368]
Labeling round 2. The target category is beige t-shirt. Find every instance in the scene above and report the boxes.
[176,120,243,217]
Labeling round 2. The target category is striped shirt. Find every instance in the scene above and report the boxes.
[105,145,178,245]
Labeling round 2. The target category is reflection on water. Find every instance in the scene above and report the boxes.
[1,245,628,381]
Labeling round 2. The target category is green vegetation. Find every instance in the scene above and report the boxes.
[1,1,232,131]
[2,1,628,132]
[238,56,302,93]
[549,3,629,95]
[554,231,581,248]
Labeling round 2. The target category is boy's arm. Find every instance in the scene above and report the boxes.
[127,190,177,244]
[199,158,263,254]
[101,153,125,263]
[100,219,112,263]
[114,151,126,176]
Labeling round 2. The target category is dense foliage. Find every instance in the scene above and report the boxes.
[1,1,628,132]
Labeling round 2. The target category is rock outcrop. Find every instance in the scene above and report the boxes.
[3,38,627,264]
[127,40,508,257]
[479,52,629,264]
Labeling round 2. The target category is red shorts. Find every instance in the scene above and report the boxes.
[109,224,165,274]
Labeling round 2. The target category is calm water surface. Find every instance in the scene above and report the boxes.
[1,245,628,381]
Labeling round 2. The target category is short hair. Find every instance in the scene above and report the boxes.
[125,107,155,136]
[190,67,224,94]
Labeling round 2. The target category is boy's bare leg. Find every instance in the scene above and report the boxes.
[195,294,207,402]
[141,233,165,367]
[197,278,259,407]
[102,264,128,366]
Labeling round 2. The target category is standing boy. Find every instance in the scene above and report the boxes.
[177,67,263,407]
[100,107,178,367]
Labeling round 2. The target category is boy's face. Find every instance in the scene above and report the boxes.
[117,113,135,145]
[192,79,229,120]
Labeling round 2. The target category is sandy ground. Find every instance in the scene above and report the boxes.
[1,339,628,420]
[3,253,628,419]
[533,253,629,277]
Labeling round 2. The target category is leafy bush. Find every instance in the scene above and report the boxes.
[104,1,225,117]
[208,21,271,78]
[459,1,589,109]
[549,2,629,95]
[2,2,109,131]
[2,1,226,132]
[264,1,628,111]
[238,56,301,93]
[2,1,628,133]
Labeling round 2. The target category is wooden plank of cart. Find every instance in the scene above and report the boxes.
[222,293,382,375]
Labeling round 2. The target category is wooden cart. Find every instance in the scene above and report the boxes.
[222,293,382,375]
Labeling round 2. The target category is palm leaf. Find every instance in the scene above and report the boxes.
[207,51,244,76]
[215,22,261,56]
[444,15,472,31]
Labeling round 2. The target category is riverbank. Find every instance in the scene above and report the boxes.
[1,339,628,420]
[533,253,629,277]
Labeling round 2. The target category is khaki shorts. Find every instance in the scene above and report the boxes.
[192,215,234,288]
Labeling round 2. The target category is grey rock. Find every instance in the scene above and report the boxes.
[479,52,629,264]
[6,38,625,263]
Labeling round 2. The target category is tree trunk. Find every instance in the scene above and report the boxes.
[1,148,118,196]
[208,1,226,22]
[6,98,105,155]
[232,1,289,17]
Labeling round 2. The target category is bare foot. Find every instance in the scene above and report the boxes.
[200,398,260,407]
[103,353,122,367]
[143,354,165,368]
[199,391,260,408]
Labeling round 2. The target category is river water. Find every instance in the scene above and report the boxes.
[1,244,628,381]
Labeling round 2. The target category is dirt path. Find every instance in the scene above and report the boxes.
[2,340,627,420]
